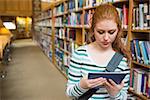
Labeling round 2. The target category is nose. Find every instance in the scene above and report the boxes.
[103,33,109,40]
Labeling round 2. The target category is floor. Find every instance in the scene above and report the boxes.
[0,39,70,100]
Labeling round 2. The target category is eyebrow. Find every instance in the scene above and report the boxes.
[96,29,116,31]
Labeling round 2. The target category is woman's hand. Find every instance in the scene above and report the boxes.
[79,77,107,89]
[104,79,124,97]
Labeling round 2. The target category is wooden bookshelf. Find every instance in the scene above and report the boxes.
[128,88,149,100]
[128,0,150,99]
[132,61,150,69]
[131,29,150,33]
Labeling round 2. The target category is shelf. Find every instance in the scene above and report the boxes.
[39,25,52,28]
[131,29,150,33]
[54,13,64,17]
[43,33,52,37]
[83,6,97,11]
[54,25,64,28]
[132,61,150,69]
[128,88,149,100]
[65,25,83,29]
[36,16,52,22]
[55,45,71,55]
[68,8,83,13]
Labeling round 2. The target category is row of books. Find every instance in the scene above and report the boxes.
[68,0,83,11]
[84,9,94,27]
[53,3,64,16]
[34,9,52,22]
[117,4,128,29]
[131,40,150,65]
[55,48,64,68]
[130,68,150,97]
[55,48,69,75]
[84,0,127,7]
[67,12,83,26]
[55,37,78,54]
[36,19,52,27]
[68,0,126,11]
[34,26,52,36]
[54,28,90,46]
[55,28,77,41]
[54,17,64,27]
[37,34,53,61]
[37,0,129,21]
[132,2,150,30]
[41,27,52,35]
[41,10,52,19]
[84,4,128,29]
[54,12,83,26]
[47,5,128,29]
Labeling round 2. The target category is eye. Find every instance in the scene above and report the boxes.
[97,30,105,34]
[108,30,116,35]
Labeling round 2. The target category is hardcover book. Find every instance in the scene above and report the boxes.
[88,72,127,84]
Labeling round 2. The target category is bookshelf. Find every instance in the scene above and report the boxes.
[33,0,150,99]
[127,0,150,100]
[34,5,55,63]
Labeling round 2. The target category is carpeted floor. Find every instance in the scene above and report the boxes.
[1,39,70,100]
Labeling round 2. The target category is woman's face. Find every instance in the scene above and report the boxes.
[94,19,118,49]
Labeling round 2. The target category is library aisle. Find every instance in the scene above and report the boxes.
[1,39,70,100]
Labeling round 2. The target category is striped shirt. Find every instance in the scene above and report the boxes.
[66,46,130,100]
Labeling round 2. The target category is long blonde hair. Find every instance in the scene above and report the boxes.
[89,3,131,61]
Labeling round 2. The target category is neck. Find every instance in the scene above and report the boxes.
[92,42,113,52]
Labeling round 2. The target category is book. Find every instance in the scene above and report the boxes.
[139,41,149,65]
[88,72,127,84]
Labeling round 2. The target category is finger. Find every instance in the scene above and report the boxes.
[105,80,113,89]
[88,78,107,88]
[88,77,105,84]
[108,79,117,86]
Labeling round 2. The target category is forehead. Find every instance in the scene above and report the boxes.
[95,19,117,29]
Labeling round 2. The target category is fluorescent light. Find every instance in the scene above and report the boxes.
[3,22,16,30]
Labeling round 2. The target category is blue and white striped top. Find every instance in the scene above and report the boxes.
[66,45,130,100]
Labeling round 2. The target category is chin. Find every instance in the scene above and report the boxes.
[101,45,110,49]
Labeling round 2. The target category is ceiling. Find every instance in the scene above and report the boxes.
[0,0,62,23]
[0,0,32,17]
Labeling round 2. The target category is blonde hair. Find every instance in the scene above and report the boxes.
[89,3,131,61]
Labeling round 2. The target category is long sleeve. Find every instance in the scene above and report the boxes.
[66,49,88,98]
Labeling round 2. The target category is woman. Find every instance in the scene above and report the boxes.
[66,3,131,100]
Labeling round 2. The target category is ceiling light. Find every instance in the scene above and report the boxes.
[3,22,16,30]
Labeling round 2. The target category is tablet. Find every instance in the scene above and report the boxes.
[88,72,127,84]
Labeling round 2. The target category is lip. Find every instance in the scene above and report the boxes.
[102,42,109,45]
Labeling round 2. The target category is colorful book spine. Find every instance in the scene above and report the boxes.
[133,39,143,64]
[123,4,128,29]
[139,41,149,65]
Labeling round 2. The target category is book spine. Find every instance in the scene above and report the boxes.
[139,41,149,65]
[143,3,148,29]
[123,4,128,29]
[139,4,144,29]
